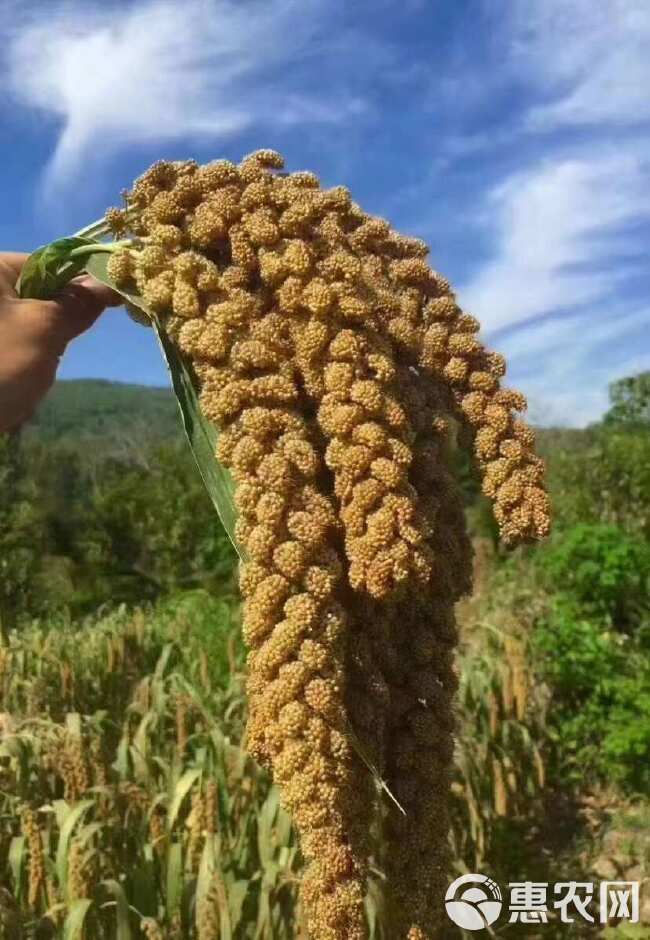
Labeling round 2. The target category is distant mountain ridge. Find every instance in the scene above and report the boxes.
[27,379,181,443]
[27,379,591,451]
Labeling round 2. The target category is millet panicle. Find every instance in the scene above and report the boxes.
[105,148,550,940]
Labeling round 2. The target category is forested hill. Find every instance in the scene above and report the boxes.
[29,379,587,447]
[27,379,181,443]
[4,370,646,621]
[27,379,587,452]
[26,371,649,448]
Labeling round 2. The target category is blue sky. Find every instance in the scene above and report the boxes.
[1,0,648,426]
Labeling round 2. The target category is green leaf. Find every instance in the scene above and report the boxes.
[131,711,155,783]
[56,799,95,894]
[227,879,249,936]
[101,879,133,940]
[165,842,183,920]
[8,836,26,901]
[195,838,217,922]
[83,250,243,560]
[63,898,94,940]
[115,732,131,778]
[155,324,241,559]
[167,768,202,833]
[17,237,95,299]
[154,642,175,680]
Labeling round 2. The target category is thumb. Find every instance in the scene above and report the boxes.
[51,274,122,342]
[0,253,29,296]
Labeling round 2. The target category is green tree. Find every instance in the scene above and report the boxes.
[0,433,44,633]
[538,523,650,630]
[78,443,235,609]
[533,598,650,793]
[547,426,650,538]
[604,371,650,427]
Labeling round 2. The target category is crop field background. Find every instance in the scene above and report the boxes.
[0,0,648,934]
[0,371,648,937]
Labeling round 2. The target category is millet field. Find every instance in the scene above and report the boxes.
[1,151,649,938]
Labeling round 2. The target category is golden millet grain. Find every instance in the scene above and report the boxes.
[142,919,165,940]
[106,248,133,285]
[113,148,551,940]
[105,206,128,235]
[21,806,45,909]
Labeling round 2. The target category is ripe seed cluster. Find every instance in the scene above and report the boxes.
[21,806,45,909]
[106,149,550,939]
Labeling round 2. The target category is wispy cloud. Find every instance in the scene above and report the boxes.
[459,151,650,333]
[506,0,650,129]
[1,0,647,425]
[501,303,650,427]
[455,0,650,424]
[497,305,650,371]
[2,0,366,191]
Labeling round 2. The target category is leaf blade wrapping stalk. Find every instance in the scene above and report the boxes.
[16,237,95,300]
[17,234,243,560]
[83,251,243,561]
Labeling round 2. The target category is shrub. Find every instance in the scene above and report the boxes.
[537,523,650,628]
[546,426,650,540]
[533,598,650,793]
[604,371,650,428]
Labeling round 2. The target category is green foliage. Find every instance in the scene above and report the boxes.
[493,517,650,798]
[16,236,96,299]
[78,443,236,606]
[543,375,650,542]
[22,375,242,610]
[3,422,236,620]
[0,601,547,937]
[538,523,650,627]
[604,371,650,428]
[546,424,650,539]
[0,605,304,938]
[26,379,179,444]
[0,433,44,631]
[10,370,650,823]
[154,591,242,687]
[533,598,650,793]
[604,929,650,940]
[528,518,650,794]
[452,623,546,870]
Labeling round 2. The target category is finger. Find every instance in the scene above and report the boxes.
[4,275,121,354]
[68,273,122,309]
[0,252,29,295]
[50,280,117,341]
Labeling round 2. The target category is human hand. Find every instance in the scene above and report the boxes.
[0,252,120,432]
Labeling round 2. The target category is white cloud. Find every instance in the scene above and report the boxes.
[2,0,364,190]
[500,305,650,426]
[515,350,650,428]
[498,306,649,370]
[461,148,650,422]
[456,0,650,424]
[459,151,650,333]
[506,0,650,129]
